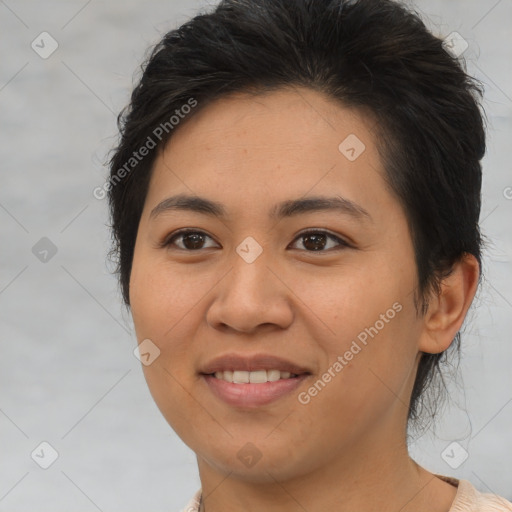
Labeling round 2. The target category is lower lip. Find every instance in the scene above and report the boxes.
[201,374,309,408]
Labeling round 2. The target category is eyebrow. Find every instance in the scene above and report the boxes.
[149,193,372,222]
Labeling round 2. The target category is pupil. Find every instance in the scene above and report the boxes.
[184,233,204,250]
[304,233,326,251]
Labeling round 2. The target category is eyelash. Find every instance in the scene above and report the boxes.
[160,229,351,253]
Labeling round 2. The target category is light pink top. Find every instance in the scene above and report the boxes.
[179,475,512,511]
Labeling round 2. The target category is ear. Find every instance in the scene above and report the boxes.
[418,253,480,354]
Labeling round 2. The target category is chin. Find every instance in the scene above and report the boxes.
[195,439,315,484]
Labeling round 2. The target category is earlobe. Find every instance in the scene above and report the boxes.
[418,253,480,354]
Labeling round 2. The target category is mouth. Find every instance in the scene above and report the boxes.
[199,353,312,408]
[206,369,303,383]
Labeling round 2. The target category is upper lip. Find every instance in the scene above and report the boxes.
[200,353,311,375]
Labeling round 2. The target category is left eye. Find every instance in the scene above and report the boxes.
[162,229,349,252]
[289,230,350,252]
[163,230,220,251]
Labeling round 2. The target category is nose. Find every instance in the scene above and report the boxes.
[206,248,294,334]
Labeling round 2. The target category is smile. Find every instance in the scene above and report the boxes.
[211,369,298,383]
[201,372,309,408]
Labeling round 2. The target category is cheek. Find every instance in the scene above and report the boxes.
[293,259,408,348]
[129,255,206,438]
[320,302,419,427]
[130,254,203,341]
[297,265,419,422]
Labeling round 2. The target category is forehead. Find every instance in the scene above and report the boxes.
[144,87,395,222]
[166,87,374,157]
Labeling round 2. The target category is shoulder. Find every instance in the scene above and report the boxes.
[436,475,512,512]
[178,488,202,512]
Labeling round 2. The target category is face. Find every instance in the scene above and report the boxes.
[129,87,424,482]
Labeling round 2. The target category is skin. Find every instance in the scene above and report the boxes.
[129,87,479,512]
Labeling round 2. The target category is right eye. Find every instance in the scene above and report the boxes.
[161,229,220,251]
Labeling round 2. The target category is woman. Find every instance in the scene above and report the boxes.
[107,0,512,510]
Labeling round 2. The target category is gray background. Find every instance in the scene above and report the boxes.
[0,1,511,510]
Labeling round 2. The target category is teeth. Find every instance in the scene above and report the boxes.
[213,370,297,383]
[267,369,281,382]
[233,370,249,383]
[249,370,267,384]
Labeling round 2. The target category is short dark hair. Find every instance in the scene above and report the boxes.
[107,0,486,431]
